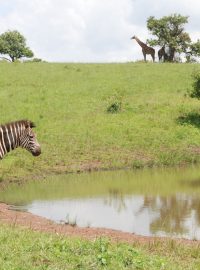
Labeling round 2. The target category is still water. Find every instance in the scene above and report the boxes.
[1,166,200,240]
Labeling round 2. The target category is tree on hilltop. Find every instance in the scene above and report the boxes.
[147,14,191,62]
[189,40,200,58]
[0,30,34,62]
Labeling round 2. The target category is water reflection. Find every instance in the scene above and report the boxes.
[140,195,194,236]
[20,192,200,240]
[104,189,126,212]
[1,166,200,239]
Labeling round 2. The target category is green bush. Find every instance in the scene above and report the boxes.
[189,70,200,99]
[106,90,124,114]
[32,58,42,62]
[106,101,122,113]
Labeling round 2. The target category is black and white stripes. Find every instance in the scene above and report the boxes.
[0,120,41,159]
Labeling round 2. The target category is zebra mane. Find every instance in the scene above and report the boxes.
[0,120,36,129]
[25,120,36,128]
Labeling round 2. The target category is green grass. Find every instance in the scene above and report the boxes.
[1,62,200,269]
[0,224,199,270]
[0,62,200,180]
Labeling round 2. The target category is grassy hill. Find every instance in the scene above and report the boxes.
[0,62,200,180]
[1,62,200,270]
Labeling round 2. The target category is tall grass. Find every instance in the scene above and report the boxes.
[0,62,200,180]
[0,224,199,270]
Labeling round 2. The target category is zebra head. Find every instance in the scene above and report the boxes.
[19,121,41,156]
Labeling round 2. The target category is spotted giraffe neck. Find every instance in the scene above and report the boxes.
[134,37,147,48]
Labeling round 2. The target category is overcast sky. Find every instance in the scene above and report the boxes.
[0,0,199,62]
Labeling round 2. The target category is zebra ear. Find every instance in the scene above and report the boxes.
[30,121,36,128]
[25,120,36,128]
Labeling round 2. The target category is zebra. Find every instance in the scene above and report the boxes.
[0,119,41,159]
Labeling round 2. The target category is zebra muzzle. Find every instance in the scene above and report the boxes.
[32,147,41,156]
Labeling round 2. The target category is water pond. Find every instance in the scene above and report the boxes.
[1,166,200,240]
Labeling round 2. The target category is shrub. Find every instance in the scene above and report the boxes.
[106,89,124,114]
[32,58,42,62]
[189,70,200,99]
[107,101,122,113]
[24,58,43,63]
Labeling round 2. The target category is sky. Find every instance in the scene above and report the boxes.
[0,0,199,62]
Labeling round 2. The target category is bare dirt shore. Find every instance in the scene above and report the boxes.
[0,203,199,246]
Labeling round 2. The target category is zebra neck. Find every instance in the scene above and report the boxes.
[0,123,24,158]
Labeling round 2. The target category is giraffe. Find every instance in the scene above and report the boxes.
[158,45,168,62]
[131,35,155,62]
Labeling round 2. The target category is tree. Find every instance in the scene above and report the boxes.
[184,40,200,63]
[147,14,191,62]
[0,30,34,62]
[190,40,200,57]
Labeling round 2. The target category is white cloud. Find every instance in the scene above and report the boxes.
[0,0,199,62]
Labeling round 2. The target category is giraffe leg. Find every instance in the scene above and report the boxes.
[151,53,155,62]
[142,51,146,62]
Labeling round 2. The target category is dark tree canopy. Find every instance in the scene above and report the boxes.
[147,14,191,62]
[0,30,34,62]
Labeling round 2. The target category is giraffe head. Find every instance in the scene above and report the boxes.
[131,35,136,40]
